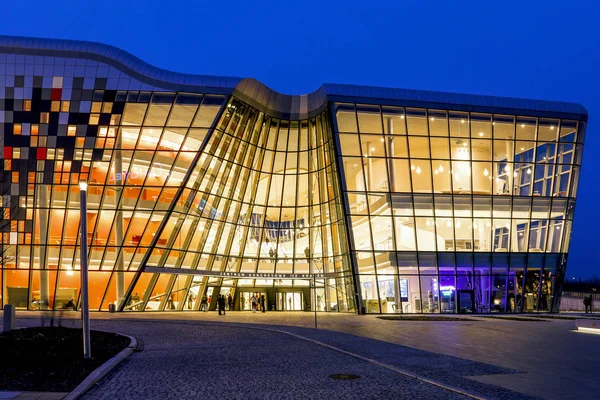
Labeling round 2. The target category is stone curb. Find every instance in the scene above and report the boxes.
[63,333,137,400]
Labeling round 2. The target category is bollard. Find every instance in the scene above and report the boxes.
[108,303,116,313]
[3,304,15,332]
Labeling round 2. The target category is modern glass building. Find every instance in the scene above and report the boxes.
[0,36,587,314]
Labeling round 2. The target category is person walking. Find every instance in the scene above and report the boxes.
[227,294,234,311]
[260,294,266,313]
[217,294,226,315]
[200,294,208,312]
[584,295,593,313]
[187,293,194,309]
[250,294,257,313]
[240,294,245,310]
[269,248,275,263]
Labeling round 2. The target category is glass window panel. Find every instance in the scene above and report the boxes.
[394,216,416,251]
[406,108,428,136]
[144,101,172,126]
[472,161,492,194]
[391,194,414,216]
[385,135,408,157]
[357,105,382,133]
[121,103,147,126]
[193,95,225,127]
[430,137,450,159]
[361,134,385,157]
[516,117,537,140]
[410,161,432,193]
[166,94,202,127]
[471,139,491,161]
[559,120,577,142]
[449,111,469,137]
[432,161,452,193]
[473,196,492,217]
[339,134,361,156]
[382,107,406,135]
[493,139,514,162]
[415,218,437,251]
[390,159,412,192]
[434,194,453,217]
[408,137,430,158]
[470,113,491,139]
[334,103,357,132]
[428,110,448,136]
[436,216,454,251]
[538,118,559,142]
[493,115,515,140]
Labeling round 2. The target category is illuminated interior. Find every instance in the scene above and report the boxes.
[335,104,582,313]
[0,41,585,314]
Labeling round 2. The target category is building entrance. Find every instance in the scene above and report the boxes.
[277,292,304,311]
[239,291,267,311]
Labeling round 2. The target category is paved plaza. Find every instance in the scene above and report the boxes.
[2,311,599,399]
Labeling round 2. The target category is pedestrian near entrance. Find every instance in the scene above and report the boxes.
[250,294,257,313]
[227,294,234,311]
[200,295,208,312]
[260,294,266,313]
[269,248,275,263]
[217,294,226,315]
[584,295,593,313]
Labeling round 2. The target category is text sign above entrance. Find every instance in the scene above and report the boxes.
[145,266,341,280]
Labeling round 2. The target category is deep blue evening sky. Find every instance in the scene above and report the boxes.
[2,1,599,278]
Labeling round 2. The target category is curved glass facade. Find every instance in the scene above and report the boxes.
[0,38,586,313]
[334,104,584,313]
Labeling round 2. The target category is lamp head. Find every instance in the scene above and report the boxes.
[79,180,88,191]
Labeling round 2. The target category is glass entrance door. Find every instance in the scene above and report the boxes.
[277,292,303,311]
[239,291,267,311]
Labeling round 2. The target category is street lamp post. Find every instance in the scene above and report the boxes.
[79,180,91,360]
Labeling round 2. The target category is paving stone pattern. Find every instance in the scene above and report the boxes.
[81,321,468,400]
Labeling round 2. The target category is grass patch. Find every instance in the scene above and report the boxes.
[0,326,130,392]
[377,316,477,321]
[476,316,547,322]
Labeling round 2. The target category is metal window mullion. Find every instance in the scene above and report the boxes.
[117,95,232,311]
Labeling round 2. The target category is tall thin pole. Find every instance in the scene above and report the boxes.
[313,275,317,329]
[79,180,91,360]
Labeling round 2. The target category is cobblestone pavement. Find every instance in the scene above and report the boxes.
[4,311,599,399]
[5,318,474,400]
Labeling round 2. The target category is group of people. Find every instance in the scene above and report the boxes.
[248,293,266,313]
[583,295,594,313]
[216,294,233,315]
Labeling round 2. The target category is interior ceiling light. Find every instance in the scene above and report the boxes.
[483,168,489,176]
